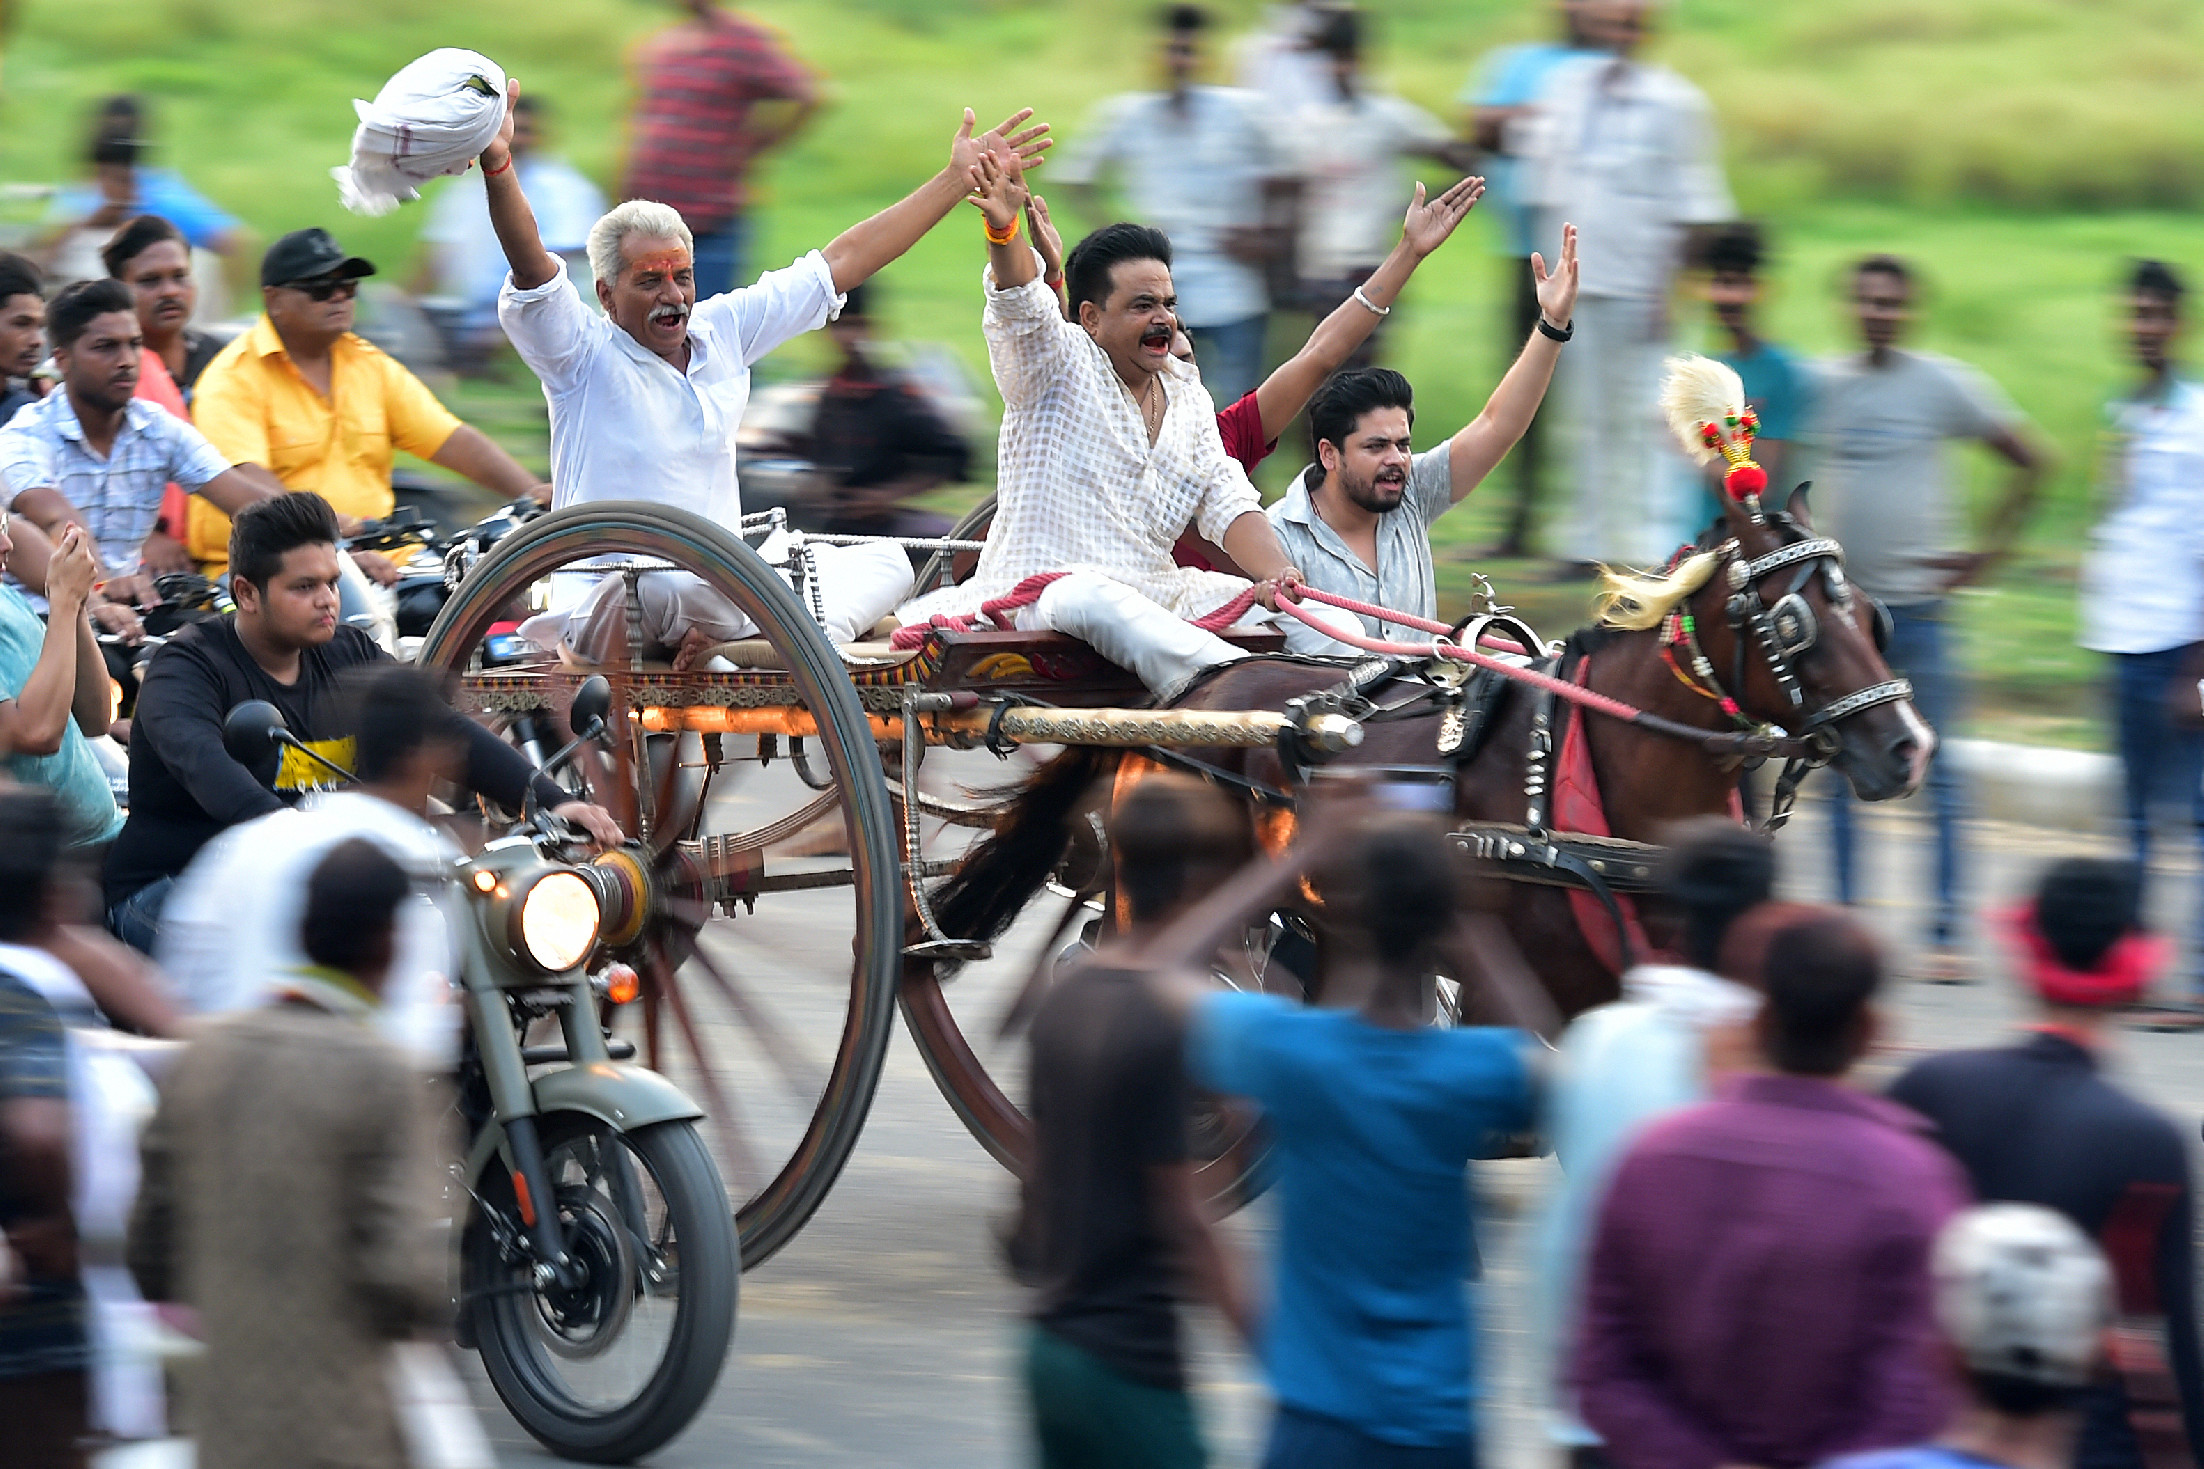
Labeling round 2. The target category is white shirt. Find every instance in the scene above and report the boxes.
[898,265,1259,623]
[1529,55,1731,300]
[157,792,463,1067]
[1054,87,1282,328]
[498,252,844,525]
[2081,380,2204,654]
[1284,90,1453,281]
[1232,4,1337,118]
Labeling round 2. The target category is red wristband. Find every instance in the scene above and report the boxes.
[483,153,513,177]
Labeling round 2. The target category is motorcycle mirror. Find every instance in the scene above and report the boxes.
[570,676,612,739]
[222,701,288,765]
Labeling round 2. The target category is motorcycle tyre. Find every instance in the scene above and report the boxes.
[467,1114,739,1465]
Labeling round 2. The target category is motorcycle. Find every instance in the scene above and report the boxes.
[219,676,739,1465]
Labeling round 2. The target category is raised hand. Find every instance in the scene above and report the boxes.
[46,524,96,610]
[1533,222,1580,329]
[950,107,1050,186]
[965,149,1028,235]
[1401,176,1484,260]
[1026,193,1066,283]
[482,79,519,170]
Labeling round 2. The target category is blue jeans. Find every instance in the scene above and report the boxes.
[2111,644,2204,866]
[1187,314,1267,412]
[688,216,751,299]
[1261,1407,1476,1469]
[108,875,174,957]
[1826,600,1963,944]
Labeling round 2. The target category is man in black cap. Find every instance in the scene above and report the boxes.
[187,227,546,586]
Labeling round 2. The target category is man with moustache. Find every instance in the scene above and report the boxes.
[104,214,227,574]
[0,253,45,428]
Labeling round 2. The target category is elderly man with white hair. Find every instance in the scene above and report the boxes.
[483,86,1050,664]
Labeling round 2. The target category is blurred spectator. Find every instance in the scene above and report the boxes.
[0,253,44,428]
[1821,1204,2114,1469]
[0,790,90,1469]
[1809,254,2045,982]
[1889,858,2204,1463]
[2077,260,2204,989]
[1574,903,1966,1469]
[1010,775,1255,1469]
[190,228,545,584]
[1530,0,1731,567]
[0,279,277,641]
[1699,221,1808,527]
[1283,9,1476,368]
[1058,3,1288,410]
[38,96,247,301]
[1534,819,1774,1468]
[1459,0,1599,557]
[414,92,604,367]
[806,282,969,540]
[129,838,448,1469]
[1153,808,1548,1467]
[622,0,818,299]
[1233,0,1338,116]
[0,515,121,849]
[104,215,225,574]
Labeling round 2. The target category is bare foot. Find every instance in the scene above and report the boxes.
[672,626,716,672]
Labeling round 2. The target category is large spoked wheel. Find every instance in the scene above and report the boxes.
[421,503,901,1269]
[466,1114,738,1463]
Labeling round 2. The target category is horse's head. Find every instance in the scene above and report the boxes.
[1600,485,1933,802]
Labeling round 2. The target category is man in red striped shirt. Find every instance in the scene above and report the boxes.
[622,1,817,299]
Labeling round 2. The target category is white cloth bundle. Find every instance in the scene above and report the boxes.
[332,48,508,217]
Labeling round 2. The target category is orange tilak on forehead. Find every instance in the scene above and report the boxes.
[629,251,690,278]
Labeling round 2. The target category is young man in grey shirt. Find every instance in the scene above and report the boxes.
[1806,253,2045,981]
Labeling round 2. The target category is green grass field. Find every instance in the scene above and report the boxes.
[5,0,2201,746]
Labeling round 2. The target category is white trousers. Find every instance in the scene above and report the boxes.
[1013,570,1365,696]
[529,538,915,662]
[1558,293,1686,566]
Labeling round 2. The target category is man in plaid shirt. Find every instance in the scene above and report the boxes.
[623,1,818,298]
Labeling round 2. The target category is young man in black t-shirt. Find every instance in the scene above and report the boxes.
[1014,775,1256,1469]
[104,491,620,950]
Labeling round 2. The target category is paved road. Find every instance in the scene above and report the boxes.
[475,791,2204,1468]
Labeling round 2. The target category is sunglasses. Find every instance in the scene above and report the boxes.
[284,276,359,302]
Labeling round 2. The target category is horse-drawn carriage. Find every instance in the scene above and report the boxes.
[420,468,1926,1269]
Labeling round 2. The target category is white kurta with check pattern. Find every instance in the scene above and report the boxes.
[898,264,1261,624]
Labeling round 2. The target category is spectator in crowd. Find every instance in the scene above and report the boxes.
[1889,858,2204,1463]
[1012,775,1255,1468]
[0,278,279,642]
[1824,1204,2115,1469]
[1535,819,1775,1468]
[0,789,91,1468]
[1142,804,1550,1468]
[38,96,248,300]
[1233,0,1339,118]
[622,0,818,298]
[0,253,44,428]
[130,838,447,1469]
[190,228,547,585]
[1459,0,1599,557]
[415,91,604,367]
[1283,9,1476,369]
[0,512,120,849]
[104,215,225,575]
[1264,227,1575,654]
[1700,220,1808,525]
[1058,3,1288,410]
[805,282,971,541]
[2077,260,2204,989]
[1530,0,1731,569]
[1810,254,2046,983]
[1575,903,1967,1469]
[102,493,617,953]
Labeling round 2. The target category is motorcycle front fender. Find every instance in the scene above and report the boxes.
[464,1061,707,1186]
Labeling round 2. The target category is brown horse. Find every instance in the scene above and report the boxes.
[928,487,1932,1020]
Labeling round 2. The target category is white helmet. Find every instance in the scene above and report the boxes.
[1934,1203,2112,1387]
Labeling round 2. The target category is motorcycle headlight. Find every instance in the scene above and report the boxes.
[511,869,602,974]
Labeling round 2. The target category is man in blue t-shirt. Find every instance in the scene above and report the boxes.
[1459,4,1600,556]
[1696,221,1809,534]
[1144,806,1548,1467]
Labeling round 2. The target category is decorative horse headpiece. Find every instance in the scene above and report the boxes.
[1661,355,1767,514]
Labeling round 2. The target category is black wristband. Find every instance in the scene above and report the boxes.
[1537,314,1574,342]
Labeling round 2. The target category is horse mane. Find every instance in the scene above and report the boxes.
[1592,550,1722,632]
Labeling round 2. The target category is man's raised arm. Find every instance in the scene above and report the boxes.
[822,109,1050,295]
[480,84,560,293]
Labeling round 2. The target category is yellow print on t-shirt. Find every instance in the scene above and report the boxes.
[276,737,356,791]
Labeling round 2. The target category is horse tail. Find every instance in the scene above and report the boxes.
[932,746,1117,944]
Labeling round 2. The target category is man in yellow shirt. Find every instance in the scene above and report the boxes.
[190,229,547,584]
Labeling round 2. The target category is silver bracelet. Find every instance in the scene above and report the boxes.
[1351,285,1391,318]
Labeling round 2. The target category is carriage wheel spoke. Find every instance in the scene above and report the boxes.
[655,939,763,1199]
[686,943,828,1107]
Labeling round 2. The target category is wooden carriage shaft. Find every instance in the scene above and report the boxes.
[631,703,1364,752]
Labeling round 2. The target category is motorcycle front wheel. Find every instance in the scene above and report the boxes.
[466,1113,739,1463]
